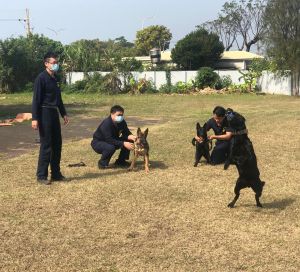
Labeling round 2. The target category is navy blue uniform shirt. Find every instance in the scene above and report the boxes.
[206,117,228,135]
[32,70,66,120]
[93,116,132,148]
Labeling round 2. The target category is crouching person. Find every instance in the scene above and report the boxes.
[91,105,136,169]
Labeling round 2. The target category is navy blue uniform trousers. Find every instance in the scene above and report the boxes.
[37,107,62,178]
[211,140,230,164]
[91,139,130,166]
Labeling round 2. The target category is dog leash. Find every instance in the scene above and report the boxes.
[68,161,86,167]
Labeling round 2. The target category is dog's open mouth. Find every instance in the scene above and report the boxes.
[134,142,145,152]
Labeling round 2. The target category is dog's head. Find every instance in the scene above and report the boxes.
[195,122,208,143]
[225,108,247,132]
[136,127,148,147]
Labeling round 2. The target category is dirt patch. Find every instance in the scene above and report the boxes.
[0,116,164,159]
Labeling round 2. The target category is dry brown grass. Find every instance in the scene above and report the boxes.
[1,94,300,271]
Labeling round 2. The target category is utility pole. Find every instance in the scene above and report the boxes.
[25,8,31,37]
[0,8,31,37]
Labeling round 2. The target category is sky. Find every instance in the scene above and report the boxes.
[0,0,228,46]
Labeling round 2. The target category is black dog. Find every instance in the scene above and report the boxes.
[224,109,265,208]
[192,122,211,167]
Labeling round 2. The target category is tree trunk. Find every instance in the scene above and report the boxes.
[291,71,300,96]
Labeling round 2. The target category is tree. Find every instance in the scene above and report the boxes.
[201,0,267,52]
[63,39,104,74]
[201,15,237,51]
[135,25,172,55]
[0,34,63,92]
[63,37,137,75]
[263,0,300,95]
[171,28,224,70]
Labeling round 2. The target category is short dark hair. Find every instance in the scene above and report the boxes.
[43,52,58,62]
[213,106,226,117]
[110,105,124,114]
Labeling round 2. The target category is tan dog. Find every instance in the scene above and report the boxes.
[128,128,149,172]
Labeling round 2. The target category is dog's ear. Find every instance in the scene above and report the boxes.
[196,122,201,130]
[144,128,149,138]
[203,122,207,131]
[137,127,141,136]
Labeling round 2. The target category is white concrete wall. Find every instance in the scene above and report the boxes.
[66,70,294,95]
[257,71,291,95]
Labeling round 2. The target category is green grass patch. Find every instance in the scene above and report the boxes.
[1,93,300,271]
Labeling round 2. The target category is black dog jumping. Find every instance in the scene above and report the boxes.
[224,109,265,208]
[192,122,211,167]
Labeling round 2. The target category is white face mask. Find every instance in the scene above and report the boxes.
[50,63,59,72]
[115,115,124,123]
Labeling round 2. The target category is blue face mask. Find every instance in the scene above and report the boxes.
[115,115,124,123]
[50,63,59,72]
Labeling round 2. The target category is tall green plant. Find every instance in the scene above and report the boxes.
[0,34,63,93]
[238,58,272,92]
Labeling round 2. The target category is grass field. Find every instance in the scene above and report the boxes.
[1,93,300,271]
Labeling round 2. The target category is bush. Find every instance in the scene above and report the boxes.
[173,81,196,93]
[23,82,34,93]
[128,77,157,94]
[85,73,107,93]
[140,79,157,93]
[159,83,174,93]
[215,75,233,90]
[67,78,89,92]
[228,83,249,93]
[195,67,220,89]
[65,72,117,93]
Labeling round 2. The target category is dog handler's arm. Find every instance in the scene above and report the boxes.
[209,131,232,141]
[195,135,200,141]
[124,141,134,150]
[128,134,136,141]
[32,74,43,130]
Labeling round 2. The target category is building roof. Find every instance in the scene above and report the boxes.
[133,50,264,64]
[221,51,264,60]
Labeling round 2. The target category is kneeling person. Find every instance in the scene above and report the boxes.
[206,106,232,165]
[91,105,135,168]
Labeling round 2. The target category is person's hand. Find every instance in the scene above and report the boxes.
[124,141,134,150]
[195,135,201,142]
[63,115,69,125]
[128,134,136,141]
[208,135,216,140]
[32,120,38,130]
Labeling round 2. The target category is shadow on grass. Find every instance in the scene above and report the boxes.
[262,198,296,210]
[136,160,168,170]
[69,161,168,182]
[70,169,127,182]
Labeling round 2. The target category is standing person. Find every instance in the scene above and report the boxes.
[32,52,69,185]
[91,105,135,169]
[195,106,232,165]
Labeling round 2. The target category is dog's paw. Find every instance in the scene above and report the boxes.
[227,202,235,208]
[193,163,198,167]
[224,163,230,170]
[256,203,263,208]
